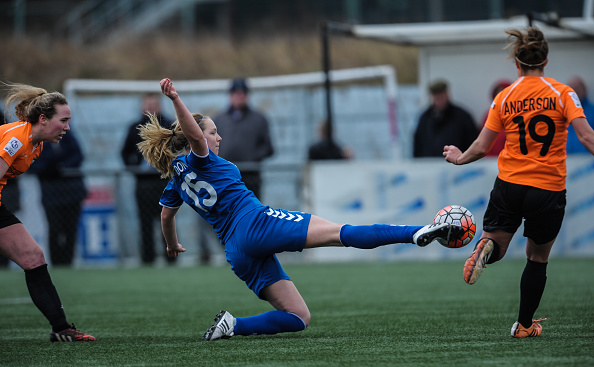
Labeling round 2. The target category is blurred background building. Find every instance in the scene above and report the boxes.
[0,0,589,43]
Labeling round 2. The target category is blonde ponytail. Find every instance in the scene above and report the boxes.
[2,81,68,123]
[137,112,203,179]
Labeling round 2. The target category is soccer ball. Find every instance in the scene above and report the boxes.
[432,205,476,248]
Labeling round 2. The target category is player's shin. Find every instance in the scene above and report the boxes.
[25,264,70,332]
[234,310,306,336]
[339,224,424,249]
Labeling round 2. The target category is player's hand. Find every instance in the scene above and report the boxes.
[443,145,462,165]
[160,78,179,100]
[166,243,187,258]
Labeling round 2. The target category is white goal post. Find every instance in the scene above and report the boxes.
[63,65,399,172]
[60,66,401,265]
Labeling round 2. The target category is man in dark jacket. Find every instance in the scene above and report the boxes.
[213,78,274,200]
[29,132,87,266]
[414,79,478,157]
[121,93,174,265]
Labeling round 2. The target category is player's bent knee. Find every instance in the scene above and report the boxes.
[300,310,311,328]
[15,246,46,271]
[289,307,310,328]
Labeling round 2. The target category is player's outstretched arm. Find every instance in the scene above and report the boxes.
[161,206,186,257]
[160,78,208,156]
[571,117,594,155]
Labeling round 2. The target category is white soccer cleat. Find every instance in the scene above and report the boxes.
[203,310,235,341]
[413,223,463,247]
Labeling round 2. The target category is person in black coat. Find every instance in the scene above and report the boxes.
[29,131,87,266]
[308,119,353,161]
[414,79,479,157]
[121,93,174,265]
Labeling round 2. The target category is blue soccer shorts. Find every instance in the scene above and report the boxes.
[223,207,311,299]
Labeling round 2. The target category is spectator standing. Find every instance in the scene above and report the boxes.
[121,93,174,265]
[308,119,353,161]
[213,78,274,199]
[29,131,87,266]
[566,76,594,154]
[414,79,478,157]
[199,78,275,265]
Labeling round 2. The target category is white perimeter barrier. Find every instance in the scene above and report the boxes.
[14,156,594,267]
[302,156,594,263]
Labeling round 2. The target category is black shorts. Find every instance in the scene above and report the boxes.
[0,204,21,230]
[483,177,566,245]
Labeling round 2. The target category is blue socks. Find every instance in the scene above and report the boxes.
[234,310,306,336]
[339,224,424,249]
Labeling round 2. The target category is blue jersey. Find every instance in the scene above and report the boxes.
[159,150,263,243]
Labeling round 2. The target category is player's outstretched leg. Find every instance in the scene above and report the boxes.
[412,223,464,247]
[339,223,463,249]
[463,238,494,284]
[49,324,96,342]
[203,310,235,341]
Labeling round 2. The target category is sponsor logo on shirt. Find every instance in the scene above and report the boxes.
[569,92,582,109]
[3,137,23,157]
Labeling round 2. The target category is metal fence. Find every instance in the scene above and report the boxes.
[5,162,304,269]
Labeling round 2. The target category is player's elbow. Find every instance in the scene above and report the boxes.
[577,134,594,154]
[476,146,491,157]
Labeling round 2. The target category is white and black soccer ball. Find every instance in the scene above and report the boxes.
[432,205,476,248]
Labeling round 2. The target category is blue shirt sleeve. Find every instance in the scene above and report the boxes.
[159,179,183,208]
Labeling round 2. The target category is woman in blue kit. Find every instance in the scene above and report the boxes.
[138,78,464,341]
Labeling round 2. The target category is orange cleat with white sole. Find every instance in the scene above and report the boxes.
[511,318,547,338]
[463,238,494,285]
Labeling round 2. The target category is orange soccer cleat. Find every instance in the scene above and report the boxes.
[50,324,97,342]
[511,318,547,338]
[463,238,494,285]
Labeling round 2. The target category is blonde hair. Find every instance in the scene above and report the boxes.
[137,113,204,179]
[2,82,68,123]
[505,27,548,70]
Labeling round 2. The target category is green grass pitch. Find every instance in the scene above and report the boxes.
[1,258,593,366]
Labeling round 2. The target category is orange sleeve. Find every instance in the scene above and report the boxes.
[0,123,28,168]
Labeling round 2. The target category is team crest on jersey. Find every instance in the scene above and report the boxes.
[568,92,582,108]
[3,137,23,157]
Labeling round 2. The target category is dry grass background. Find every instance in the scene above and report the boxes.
[0,32,418,92]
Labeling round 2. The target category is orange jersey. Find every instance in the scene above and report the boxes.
[485,76,585,191]
[0,121,43,203]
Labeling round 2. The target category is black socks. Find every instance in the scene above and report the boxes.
[518,259,547,328]
[25,264,69,332]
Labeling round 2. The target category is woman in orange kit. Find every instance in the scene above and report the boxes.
[0,82,96,342]
[443,27,594,338]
